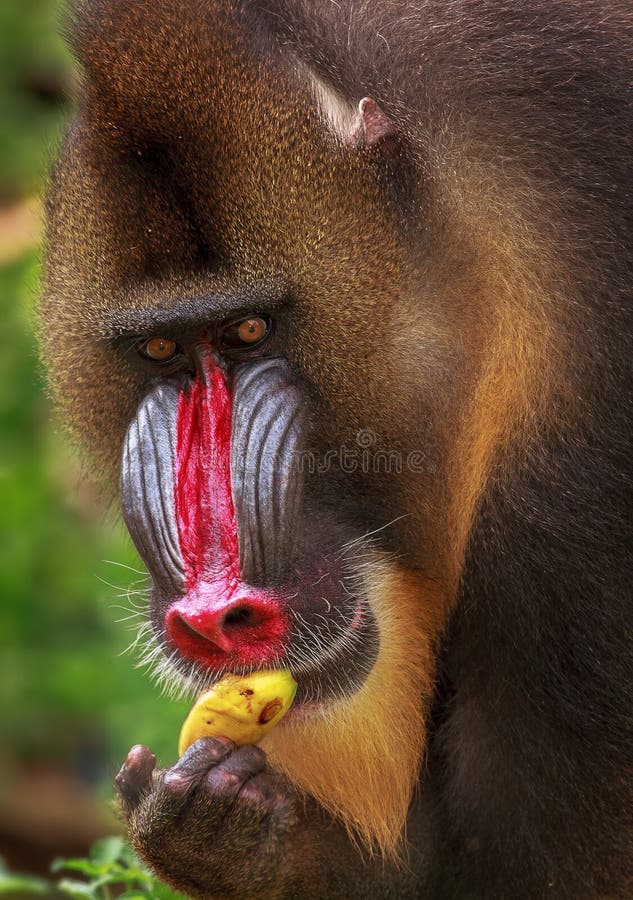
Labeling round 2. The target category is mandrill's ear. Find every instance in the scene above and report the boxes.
[343,95,415,211]
[307,71,400,155]
[347,97,400,154]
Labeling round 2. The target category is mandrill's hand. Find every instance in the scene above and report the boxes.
[115,739,423,899]
[115,739,306,899]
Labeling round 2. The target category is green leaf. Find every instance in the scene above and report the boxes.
[89,836,126,866]
[118,844,140,869]
[52,861,112,878]
[50,860,67,875]
[124,870,155,886]
[0,872,50,894]
[56,879,97,899]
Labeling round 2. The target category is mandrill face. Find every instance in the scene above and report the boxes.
[120,352,380,708]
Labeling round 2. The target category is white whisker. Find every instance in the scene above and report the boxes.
[101,559,149,577]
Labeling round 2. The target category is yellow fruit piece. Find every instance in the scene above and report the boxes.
[178,669,297,756]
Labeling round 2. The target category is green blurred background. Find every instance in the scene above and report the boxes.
[0,0,189,881]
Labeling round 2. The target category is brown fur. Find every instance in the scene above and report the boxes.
[443,170,573,585]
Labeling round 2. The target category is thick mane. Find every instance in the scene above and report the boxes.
[248,1,633,893]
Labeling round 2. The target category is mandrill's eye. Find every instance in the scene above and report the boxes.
[138,336,180,363]
[220,315,271,353]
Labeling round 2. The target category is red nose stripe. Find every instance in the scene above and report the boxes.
[175,359,240,587]
[172,357,286,665]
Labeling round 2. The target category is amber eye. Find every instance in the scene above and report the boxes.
[138,337,179,362]
[220,316,271,351]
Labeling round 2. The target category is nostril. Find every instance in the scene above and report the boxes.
[166,593,286,661]
[222,604,259,630]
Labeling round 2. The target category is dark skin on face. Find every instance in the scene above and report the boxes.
[41,1,633,898]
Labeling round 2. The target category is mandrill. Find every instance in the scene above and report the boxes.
[41,1,633,898]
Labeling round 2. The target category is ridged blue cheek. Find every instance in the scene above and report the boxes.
[120,380,187,597]
[231,358,307,585]
[120,359,307,595]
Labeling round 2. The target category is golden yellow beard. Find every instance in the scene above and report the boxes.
[263,564,443,859]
